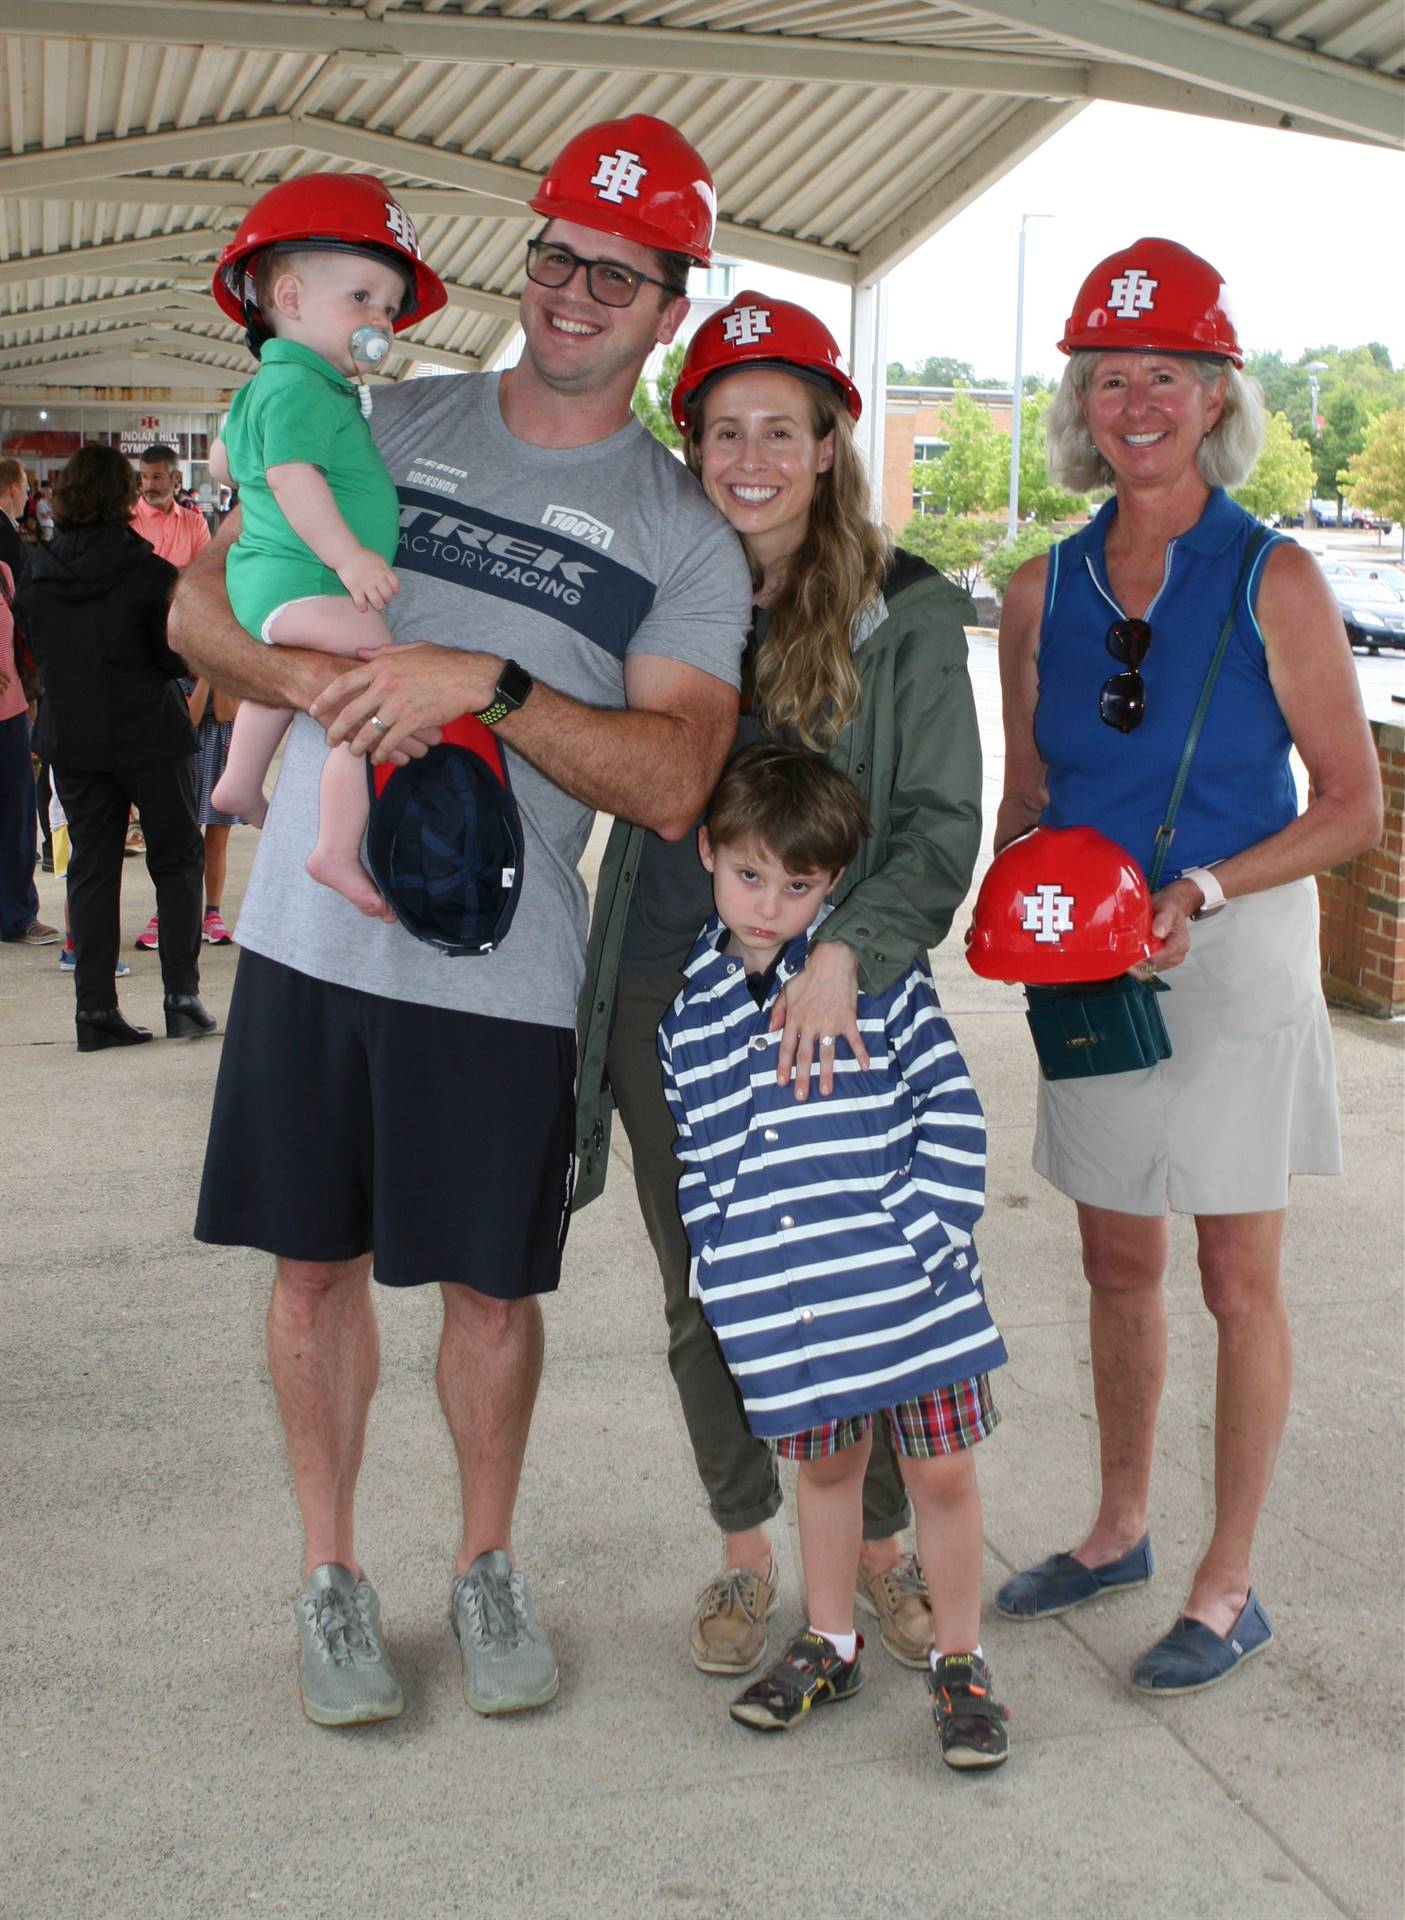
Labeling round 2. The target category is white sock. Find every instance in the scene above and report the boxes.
[930,1643,983,1671]
[810,1625,857,1661]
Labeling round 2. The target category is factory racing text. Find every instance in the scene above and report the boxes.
[401,504,594,607]
[392,488,655,658]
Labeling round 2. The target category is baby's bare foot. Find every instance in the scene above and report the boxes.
[212,776,267,827]
[305,847,395,920]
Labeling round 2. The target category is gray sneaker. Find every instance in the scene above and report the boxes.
[293,1563,404,1727]
[449,1548,559,1716]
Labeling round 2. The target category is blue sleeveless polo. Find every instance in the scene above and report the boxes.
[1035,489,1297,880]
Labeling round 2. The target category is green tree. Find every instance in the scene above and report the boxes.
[1013,389,1086,522]
[1243,351,1308,433]
[911,387,1005,515]
[1232,411,1316,522]
[1242,345,1399,449]
[897,512,1001,594]
[1313,382,1375,501]
[632,340,686,450]
[889,355,976,388]
[985,524,1060,597]
[1340,408,1405,554]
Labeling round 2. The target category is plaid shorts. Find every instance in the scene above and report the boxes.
[772,1374,999,1462]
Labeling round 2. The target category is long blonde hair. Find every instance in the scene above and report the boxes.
[687,386,891,750]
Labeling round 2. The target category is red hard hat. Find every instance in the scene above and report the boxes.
[965,827,1162,985]
[671,292,862,434]
[529,114,715,265]
[1058,237,1242,368]
[213,173,447,331]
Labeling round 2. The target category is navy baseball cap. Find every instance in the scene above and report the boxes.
[365,712,524,956]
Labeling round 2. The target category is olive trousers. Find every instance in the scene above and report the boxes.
[605,968,912,1539]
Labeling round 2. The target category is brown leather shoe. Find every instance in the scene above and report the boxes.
[690,1561,779,1675]
[855,1552,933,1668]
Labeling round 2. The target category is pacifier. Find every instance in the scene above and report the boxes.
[350,325,393,366]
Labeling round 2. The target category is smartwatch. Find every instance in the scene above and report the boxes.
[1181,866,1227,919]
[475,658,534,728]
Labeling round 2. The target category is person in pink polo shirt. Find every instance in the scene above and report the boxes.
[132,445,212,569]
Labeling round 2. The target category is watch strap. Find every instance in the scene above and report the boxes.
[475,658,532,729]
[1182,866,1226,918]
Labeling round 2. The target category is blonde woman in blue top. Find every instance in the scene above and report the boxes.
[994,239,1381,1693]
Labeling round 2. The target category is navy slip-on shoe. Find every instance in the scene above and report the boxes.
[1131,1589,1273,1695]
[996,1535,1154,1620]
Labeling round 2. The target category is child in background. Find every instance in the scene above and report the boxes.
[207,174,447,916]
[659,742,1011,1770]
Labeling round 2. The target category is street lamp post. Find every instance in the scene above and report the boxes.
[1007,212,1053,544]
[1305,360,1327,437]
[1304,360,1328,522]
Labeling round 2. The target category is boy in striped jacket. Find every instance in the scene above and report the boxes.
[658,743,1011,1770]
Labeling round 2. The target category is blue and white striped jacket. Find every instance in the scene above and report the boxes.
[658,915,1007,1440]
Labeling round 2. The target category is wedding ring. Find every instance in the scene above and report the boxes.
[369,713,389,734]
[819,1034,836,1048]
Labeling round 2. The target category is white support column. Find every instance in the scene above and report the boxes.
[850,278,889,527]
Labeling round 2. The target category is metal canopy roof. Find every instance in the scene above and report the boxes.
[0,0,1401,408]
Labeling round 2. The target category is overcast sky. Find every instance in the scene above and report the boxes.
[732,102,1405,386]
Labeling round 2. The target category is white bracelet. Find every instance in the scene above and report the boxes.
[1181,866,1227,919]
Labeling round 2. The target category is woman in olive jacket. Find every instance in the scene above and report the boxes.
[17,445,211,1050]
[574,295,982,1679]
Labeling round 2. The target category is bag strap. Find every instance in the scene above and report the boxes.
[1147,524,1271,891]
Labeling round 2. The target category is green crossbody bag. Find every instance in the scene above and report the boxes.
[1025,526,1270,1083]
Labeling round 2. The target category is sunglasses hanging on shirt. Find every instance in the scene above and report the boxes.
[1100,618,1153,734]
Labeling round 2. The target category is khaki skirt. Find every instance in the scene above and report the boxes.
[1033,878,1341,1217]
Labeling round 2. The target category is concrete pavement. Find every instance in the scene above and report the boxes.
[4,637,1402,1920]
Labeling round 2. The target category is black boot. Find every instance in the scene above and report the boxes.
[164,993,217,1039]
[76,1008,153,1053]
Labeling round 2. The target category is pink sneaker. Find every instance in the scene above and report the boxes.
[134,913,160,951]
[202,908,234,946]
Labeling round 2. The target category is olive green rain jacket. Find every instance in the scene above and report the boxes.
[572,549,982,1212]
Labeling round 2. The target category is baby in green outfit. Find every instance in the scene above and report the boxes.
[208,175,445,917]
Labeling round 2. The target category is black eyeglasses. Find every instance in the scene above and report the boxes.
[524,239,685,310]
[1100,618,1152,733]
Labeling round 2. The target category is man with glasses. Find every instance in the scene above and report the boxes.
[172,115,750,1729]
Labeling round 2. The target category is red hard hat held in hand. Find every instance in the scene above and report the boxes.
[1058,238,1242,368]
[671,291,863,434]
[965,827,1163,985]
[529,114,716,265]
[213,173,448,332]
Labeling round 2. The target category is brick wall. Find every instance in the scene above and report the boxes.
[881,391,1015,534]
[1317,717,1405,1018]
[883,411,917,533]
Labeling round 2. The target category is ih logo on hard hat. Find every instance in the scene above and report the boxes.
[722,305,772,350]
[1107,268,1158,320]
[590,148,647,203]
[384,202,419,255]
[1021,884,1075,945]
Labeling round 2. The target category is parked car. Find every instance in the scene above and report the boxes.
[1323,560,1405,588]
[1328,576,1405,654]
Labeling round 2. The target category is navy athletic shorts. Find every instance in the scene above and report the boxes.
[194,949,576,1295]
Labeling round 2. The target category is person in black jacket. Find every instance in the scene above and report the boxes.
[15,445,214,1050]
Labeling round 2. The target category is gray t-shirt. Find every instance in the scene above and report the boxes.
[235,371,750,1025]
